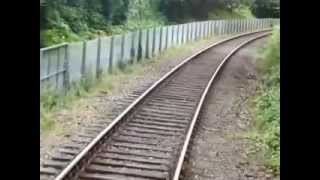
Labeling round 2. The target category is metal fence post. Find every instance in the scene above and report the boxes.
[109,37,114,73]
[96,36,102,79]
[159,27,163,53]
[222,20,225,34]
[165,26,169,50]
[226,20,229,34]
[56,48,60,89]
[231,19,234,33]
[194,23,197,40]
[152,27,156,56]
[130,31,136,63]
[232,19,235,33]
[181,25,184,44]
[245,19,247,31]
[223,20,226,34]
[234,19,237,33]
[137,30,143,61]
[120,35,125,66]
[186,24,188,42]
[47,51,51,82]
[187,24,190,41]
[175,25,177,45]
[212,21,215,36]
[176,25,180,46]
[146,29,150,58]
[171,26,175,46]
[231,19,233,33]
[198,22,201,39]
[210,21,213,36]
[63,44,70,91]
[201,22,204,38]
[179,25,182,45]
[40,50,44,88]
[81,41,87,75]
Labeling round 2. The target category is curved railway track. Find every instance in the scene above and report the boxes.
[40,30,271,180]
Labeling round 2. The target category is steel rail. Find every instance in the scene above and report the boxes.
[172,32,271,180]
[54,29,272,180]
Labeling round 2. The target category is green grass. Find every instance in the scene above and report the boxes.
[40,36,215,134]
[247,26,280,175]
[40,71,96,133]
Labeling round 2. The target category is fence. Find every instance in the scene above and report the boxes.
[40,18,279,92]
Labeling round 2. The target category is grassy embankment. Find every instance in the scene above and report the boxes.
[247,25,280,175]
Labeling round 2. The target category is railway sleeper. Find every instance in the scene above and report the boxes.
[127,122,185,132]
[92,157,168,171]
[105,146,171,159]
[83,164,169,179]
[98,152,170,165]
[111,142,173,153]
[131,119,186,128]
[123,127,181,137]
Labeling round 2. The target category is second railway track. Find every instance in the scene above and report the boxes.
[41,30,272,180]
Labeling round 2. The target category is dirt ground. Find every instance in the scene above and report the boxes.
[181,37,279,180]
[40,35,230,165]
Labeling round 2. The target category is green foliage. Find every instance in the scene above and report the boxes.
[159,0,252,22]
[59,6,89,33]
[233,5,255,18]
[40,0,166,47]
[40,0,260,48]
[41,28,80,47]
[250,26,280,175]
[208,5,254,20]
[251,0,280,18]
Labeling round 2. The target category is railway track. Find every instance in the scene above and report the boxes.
[40,30,271,180]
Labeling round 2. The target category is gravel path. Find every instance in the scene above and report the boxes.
[181,38,279,180]
[40,35,229,166]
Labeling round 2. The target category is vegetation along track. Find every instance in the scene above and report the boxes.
[40,30,271,180]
